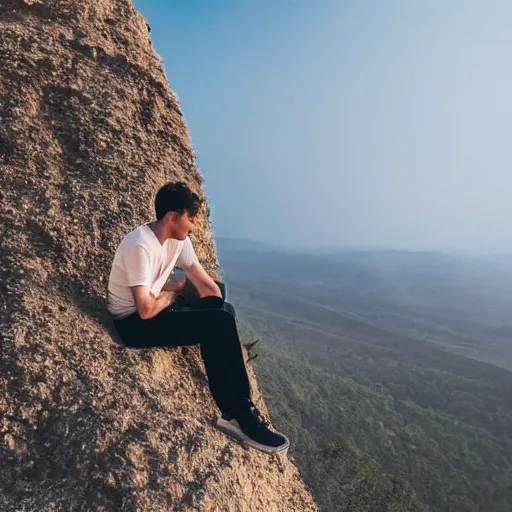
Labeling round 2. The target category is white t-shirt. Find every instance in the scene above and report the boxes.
[107,224,199,319]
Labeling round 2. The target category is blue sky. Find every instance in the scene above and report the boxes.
[134,0,512,253]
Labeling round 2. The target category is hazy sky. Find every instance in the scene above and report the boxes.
[134,0,512,252]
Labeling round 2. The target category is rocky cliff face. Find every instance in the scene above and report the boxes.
[0,1,317,510]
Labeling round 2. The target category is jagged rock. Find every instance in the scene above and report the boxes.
[0,1,317,510]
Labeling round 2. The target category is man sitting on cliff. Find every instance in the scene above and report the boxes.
[107,181,289,454]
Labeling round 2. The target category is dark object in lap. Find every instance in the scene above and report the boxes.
[172,274,226,309]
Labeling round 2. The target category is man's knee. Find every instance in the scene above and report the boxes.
[215,281,227,300]
[222,301,236,319]
[211,307,237,328]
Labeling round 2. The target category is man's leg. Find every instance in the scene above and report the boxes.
[172,277,228,310]
[114,292,290,453]
[114,298,250,416]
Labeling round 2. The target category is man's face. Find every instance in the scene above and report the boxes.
[169,211,196,240]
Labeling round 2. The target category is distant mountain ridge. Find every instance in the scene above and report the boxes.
[218,239,512,370]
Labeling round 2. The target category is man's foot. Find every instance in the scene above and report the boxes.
[215,401,289,454]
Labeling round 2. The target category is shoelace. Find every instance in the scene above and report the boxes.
[248,402,271,428]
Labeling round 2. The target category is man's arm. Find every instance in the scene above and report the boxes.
[184,262,222,299]
[131,282,184,320]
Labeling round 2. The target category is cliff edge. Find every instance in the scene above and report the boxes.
[0,1,317,510]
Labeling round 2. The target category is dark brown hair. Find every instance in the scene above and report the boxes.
[154,182,203,220]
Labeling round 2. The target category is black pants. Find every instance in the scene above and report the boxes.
[113,282,251,416]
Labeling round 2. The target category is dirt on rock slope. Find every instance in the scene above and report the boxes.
[0,1,318,510]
